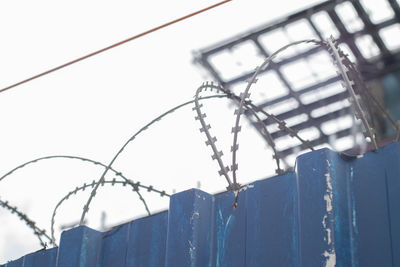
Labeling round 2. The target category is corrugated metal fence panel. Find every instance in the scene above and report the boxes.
[2,142,400,267]
[246,172,299,266]
[165,189,213,266]
[2,248,57,267]
[351,143,400,266]
[23,248,57,267]
[125,211,168,267]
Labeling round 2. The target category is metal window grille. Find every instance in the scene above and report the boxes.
[194,0,400,163]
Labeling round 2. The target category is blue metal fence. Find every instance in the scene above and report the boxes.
[2,142,400,266]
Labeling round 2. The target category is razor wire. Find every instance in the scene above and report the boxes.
[80,89,305,221]
[78,94,229,225]
[193,82,314,193]
[326,37,378,150]
[353,70,400,139]
[224,92,289,174]
[0,155,168,246]
[8,38,385,228]
[50,179,150,244]
[77,40,338,220]
[230,39,321,187]
[0,197,54,247]
[0,155,167,216]
[2,34,397,252]
[332,42,400,142]
[193,37,394,205]
[194,82,233,189]
[192,40,333,204]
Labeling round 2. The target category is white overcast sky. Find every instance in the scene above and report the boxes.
[0,0,328,262]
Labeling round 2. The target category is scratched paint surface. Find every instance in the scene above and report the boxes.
[2,143,400,266]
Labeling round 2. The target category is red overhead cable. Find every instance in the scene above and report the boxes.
[0,0,232,94]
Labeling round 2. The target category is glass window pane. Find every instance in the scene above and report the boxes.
[259,29,297,59]
[311,11,340,39]
[360,0,394,24]
[379,24,400,51]
[251,71,289,104]
[281,59,318,91]
[335,2,364,33]
[355,34,381,59]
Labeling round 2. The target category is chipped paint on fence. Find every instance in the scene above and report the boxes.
[322,167,336,267]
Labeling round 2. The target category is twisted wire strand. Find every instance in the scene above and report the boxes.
[79,94,228,225]
[0,198,54,247]
[50,179,148,244]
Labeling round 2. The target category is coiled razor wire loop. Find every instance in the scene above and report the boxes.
[50,179,150,244]
[0,156,168,197]
[81,90,294,220]
[0,198,54,247]
[325,39,400,143]
[326,37,378,150]
[79,94,229,225]
[193,82,310,194]
[0,155,166,217]
[231,39,320,187]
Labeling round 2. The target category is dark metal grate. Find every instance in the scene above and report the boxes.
[194,0,400,163]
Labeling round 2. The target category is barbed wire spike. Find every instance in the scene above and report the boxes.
[206,136,217,146]
[218,166,230,176]
[0,198,54,248]
[231,126,242,133]
[212,151,224,160]
[231,163,238,172]
[200,124,211,132]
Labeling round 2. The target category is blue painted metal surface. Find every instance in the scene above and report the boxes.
[2,143,400,266]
